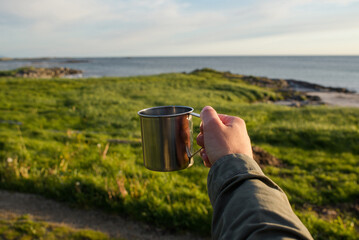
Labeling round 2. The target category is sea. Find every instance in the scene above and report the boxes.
[1,56,358,93]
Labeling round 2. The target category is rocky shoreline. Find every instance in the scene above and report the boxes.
[239,74,353,93]
[219,70,358,108]
[16,67,82,78]
[285,79,353,93]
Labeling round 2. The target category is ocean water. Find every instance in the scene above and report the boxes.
[1,56,358,92]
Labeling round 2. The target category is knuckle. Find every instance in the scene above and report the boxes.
[234,117,245,126]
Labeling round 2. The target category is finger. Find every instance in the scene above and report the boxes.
[200,106,222,127]
[200,148,206,159]
[203,159,212,168]
[196,133,204,147]
[200,121,203,134]
[200,150,212,168]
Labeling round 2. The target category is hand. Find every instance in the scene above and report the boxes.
[196,106,253,167]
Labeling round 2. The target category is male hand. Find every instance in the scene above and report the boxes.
[196,106,253,167]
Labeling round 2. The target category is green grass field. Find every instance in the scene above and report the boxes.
[0,215,121,240]
[0,69,358,239]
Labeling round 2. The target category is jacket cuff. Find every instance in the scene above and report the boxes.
[207,153,265,205]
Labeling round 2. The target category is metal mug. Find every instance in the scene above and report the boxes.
[138,106,201,172]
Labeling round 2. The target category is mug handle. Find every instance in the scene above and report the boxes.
[190,112,201,118]
[186,112,203,159]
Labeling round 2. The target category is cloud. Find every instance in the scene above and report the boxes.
[316,0,359,4]
[0,0,106,22]
[213,0,359,40]
[0,0,359,56]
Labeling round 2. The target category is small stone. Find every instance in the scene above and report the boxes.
[291,102,301,107]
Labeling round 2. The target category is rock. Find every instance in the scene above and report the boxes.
[306,95,321,101]
[286,79,354,93]
[321,208,338,219]
[291,102,301,108]
[241,76,289,89]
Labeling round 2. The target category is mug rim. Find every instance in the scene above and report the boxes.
[138,105,194,118]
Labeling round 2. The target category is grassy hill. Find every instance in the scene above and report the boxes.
[0,69,358,239]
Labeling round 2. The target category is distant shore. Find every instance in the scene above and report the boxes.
[1,65,358,107]
[0,57,89,63]
[1,56,358,93]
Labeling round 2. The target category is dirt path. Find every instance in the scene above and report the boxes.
[0,190,209,240]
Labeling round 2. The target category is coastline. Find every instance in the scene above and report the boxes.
[1,65,358,107]
[1,56,358,92]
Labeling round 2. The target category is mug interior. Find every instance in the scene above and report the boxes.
[138,106,193,117]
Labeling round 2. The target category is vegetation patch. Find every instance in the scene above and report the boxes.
[0,215,119,240]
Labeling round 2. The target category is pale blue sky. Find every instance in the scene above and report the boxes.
[0,0,359,57]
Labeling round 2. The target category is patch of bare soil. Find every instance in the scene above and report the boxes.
[252,146,282,168]
[0,190,209,240]
[303,200,359,221]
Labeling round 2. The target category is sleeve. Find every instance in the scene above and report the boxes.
[207,153,313,240]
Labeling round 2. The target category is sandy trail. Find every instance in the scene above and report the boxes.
[307,92,359,107]
[274,92,359,108]
[0,190,209,240]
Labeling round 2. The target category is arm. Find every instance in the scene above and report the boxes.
[197,106,313,240]
[208,154,312,239]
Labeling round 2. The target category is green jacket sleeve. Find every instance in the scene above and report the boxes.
[207,154,313,240]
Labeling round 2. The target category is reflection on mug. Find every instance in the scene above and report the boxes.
[175,114,191,168]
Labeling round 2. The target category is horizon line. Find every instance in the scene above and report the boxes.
[2,54,359,60]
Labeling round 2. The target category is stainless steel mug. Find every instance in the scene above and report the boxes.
[138,106,201,172]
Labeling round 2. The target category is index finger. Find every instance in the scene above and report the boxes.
[218,114,236,126]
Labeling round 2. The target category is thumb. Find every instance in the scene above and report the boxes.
[200,106,222,126]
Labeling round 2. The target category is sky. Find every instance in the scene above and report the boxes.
[0,0,359,57]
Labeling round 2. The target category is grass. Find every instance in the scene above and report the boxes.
[0,68,358,239]
[0,215,121,240]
